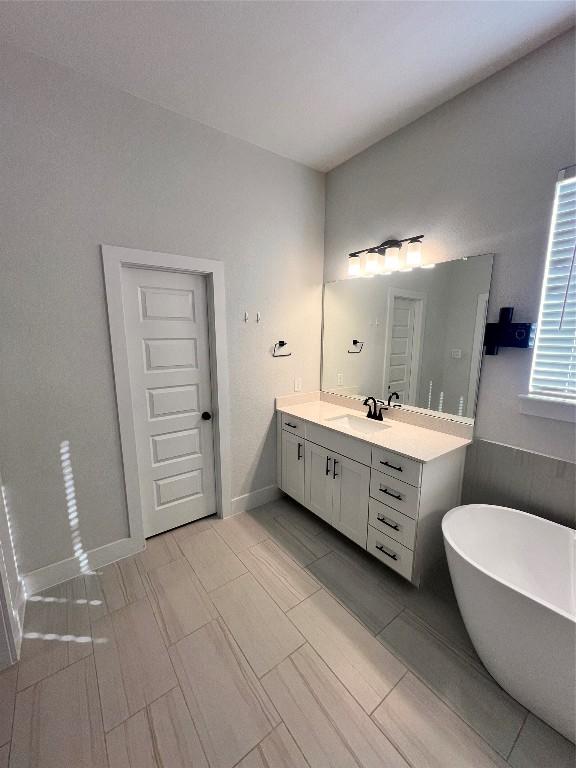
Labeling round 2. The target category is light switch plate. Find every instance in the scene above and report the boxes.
[294,377,302,392]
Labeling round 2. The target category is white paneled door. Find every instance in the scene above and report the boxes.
[386,296,417,403]
[121,267,216,537]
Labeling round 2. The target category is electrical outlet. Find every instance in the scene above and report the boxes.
[294,377,302,392]
[337,373,344,386]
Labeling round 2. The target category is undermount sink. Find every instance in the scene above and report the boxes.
[324,413,391,435]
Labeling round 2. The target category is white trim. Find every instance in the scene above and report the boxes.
[467,292,489,418]
[102,245,232,542]
[23,537,142,596]
[518,394,576,423]
[230,485,281,516]
[382,288,426,404]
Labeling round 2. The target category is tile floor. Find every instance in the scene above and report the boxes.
[1,496,573,767]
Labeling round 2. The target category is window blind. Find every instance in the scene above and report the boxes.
[529,168,576,402]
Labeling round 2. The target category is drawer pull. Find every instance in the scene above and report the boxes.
[375,544,398,561]
[380,487,403,501]
[333,459,339,479]
[380,460,402,472]
[297,443,302,461]
[377,514,400,531]
[326,456,332,476]
[285,422,298,429]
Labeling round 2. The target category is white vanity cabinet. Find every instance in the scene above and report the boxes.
[277,405,468,586]
[280,429,305,506]
[304,442,370,546]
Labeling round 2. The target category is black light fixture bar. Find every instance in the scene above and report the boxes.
[348,234,424,258]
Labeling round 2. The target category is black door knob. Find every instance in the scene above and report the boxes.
[201,412,212,421]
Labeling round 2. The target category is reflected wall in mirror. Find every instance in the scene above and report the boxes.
[322,254,494,420]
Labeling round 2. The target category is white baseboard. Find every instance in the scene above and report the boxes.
[230,485,281,517]
[23,537,143,596]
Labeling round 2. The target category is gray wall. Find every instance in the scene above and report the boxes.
[0,46,325,573]
[463,440,575,529]
[324,30,576,463]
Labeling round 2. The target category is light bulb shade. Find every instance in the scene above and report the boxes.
[348,254,361,277]
[406,240,422,267]
[363,250,383,275]
[384,246,401,271]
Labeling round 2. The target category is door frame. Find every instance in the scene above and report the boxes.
[382,288,425,404]
[102,245,231,544]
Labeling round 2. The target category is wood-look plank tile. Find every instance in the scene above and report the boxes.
[211,512,269,553]
[179,528,246,592]
[307,551,403,634]
[237,724,308,768]
[136,533,180,575]
[0,744,8,768]
[106,710,156,768]
[106,688,208,768]
[273,504,327,537]
[0,665,17,746]
[211,573,304,677]
[17,577,92,691]
[170,619,279,768]
[288,590,406,714]
[262,644,408,768]
[171,516,215,546]
[378,611,526,757]
[263,517,331,567]
[143,557,216,645]
[238,539,320,612]
[508,713,575,768]
[148,687,208,767]
[96,557,146,614]
[372,672,508,768]
[10,656,107,768]
[403,589,479,664]
[93,598,177,732]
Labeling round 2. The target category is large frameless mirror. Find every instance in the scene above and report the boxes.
[321,254,494,421]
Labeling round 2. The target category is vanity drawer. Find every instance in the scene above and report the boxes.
[371,446,421,487]
[370,469,420,519]
[367,525,414,581]
[282,414,306,438]
[307,423,371,466]
[369,498,416,550]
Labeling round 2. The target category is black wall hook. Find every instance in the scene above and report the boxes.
[273,340,291,357]
[348,339,364,354]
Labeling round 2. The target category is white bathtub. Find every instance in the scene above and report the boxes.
[443,504,575,743]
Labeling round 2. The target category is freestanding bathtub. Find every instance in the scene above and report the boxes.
[443,504,575,743]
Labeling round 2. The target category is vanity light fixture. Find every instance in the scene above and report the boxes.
[405,237,423,267]
[347,235,425,277]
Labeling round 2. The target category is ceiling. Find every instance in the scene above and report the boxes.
[0,1,573,171]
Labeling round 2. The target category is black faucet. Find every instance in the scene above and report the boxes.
[363,396,387,421]
[387,392,401,409]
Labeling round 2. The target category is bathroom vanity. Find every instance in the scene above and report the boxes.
[276,397,471,585]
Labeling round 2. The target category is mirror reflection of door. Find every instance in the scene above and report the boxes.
[384,294,424,404]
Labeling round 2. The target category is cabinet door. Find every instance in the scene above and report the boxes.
[333,454,370,547]
[281,430,305,505]
[304,442,336,526]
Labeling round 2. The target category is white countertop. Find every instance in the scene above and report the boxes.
[277,400,471,463]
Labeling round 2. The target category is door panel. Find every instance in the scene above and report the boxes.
[281,430,305,505]
[387,297,416,404]
[304,442,335,526]
[333,455,370,547]
[121,267,216,536]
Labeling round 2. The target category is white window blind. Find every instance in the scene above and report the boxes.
[529,167,576,403]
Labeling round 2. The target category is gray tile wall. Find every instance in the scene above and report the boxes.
[462,440,575,529]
